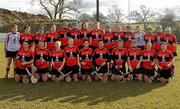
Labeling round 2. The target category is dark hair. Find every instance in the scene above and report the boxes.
[81,22,87,29]
[24,25,30,30]
[126,25,131,29]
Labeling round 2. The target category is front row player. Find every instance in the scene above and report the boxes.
[93,40,110,82]
[111,40,127,81]
[15,41,33,83]
[79,40,93,81]
[34,41,50,82]
[156,42,175,83]
[50,41,66,81]
[127,39,142,81]
[141,42,156,83]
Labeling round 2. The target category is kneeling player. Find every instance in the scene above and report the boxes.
[34,41,50,83]
[64,38,80,82]
[15,41,33,84]
[127,40,142,81]
[111,41,127,81]
[79,40,93,82]
[93,40,110,82]
[50,41,66,81]
[142,42,156,83]
[156,42,175,83]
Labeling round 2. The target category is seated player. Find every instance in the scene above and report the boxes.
[15,41,33,84]
[93,40,110,82]
[127,39,142,81]
[34,41,50,83]
[156,42,175,83]
[64,38,80,82]
[79,40,93,82]
[111,40,127,81]
[50,41,66,81]
[142,42,156,83]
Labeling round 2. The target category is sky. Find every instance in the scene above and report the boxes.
[0,0,180,16]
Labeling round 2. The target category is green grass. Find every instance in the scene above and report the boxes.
[0,42,180,109]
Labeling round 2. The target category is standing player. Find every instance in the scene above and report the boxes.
[20,25,34,50]
[50,41,66,81]
[111,41,127,81]
[102,25,114,52]
[141,42,156,83]
[4,24,20,78]
[34,41,50,83]
[90,22,103,50]
[93,40,110,82]
[69,22,81,47]
[127,40,142,81]
[79,40,93,81]
[34,26,46,50]
[154,25,165,52]
[144,27,156,50]
[58,22,70,49]
[15,41,33,83]
[46,25,59,51]
[134,26,145,50]
[64,38,80,82]
[156,42,175,83]
[80,22,91,49]
[123,26,134,49]
[113,24,124,48]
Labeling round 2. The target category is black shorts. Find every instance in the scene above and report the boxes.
[173,52,177,57]
[50,69,64,77]
[37,67,49,74]
[16,67,32,75]
[96,64,108,74]
[6,50,18,58]
[142,68,155,77]
[64,65,79,74]
[81,68,92,75]
[111,65,126,75]
[159,68,172,79]
[128,68,142,74]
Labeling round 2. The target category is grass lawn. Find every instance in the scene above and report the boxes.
[0,42,180,109]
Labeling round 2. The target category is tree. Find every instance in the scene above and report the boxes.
[78,13,91,22]
[131,5,157,31]
[106,5,124,24]
[160,8,176,29]
[31,0,85,19]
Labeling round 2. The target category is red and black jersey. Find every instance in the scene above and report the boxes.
[163,34,177,53]
[90,29,103,48]
[93,47,110,66]
[20,33,34,48]
[79,47,93,69]
[128,47,141,69]
[46,32,59,51]
[113,32,124,47]
[58,27,71,47]
[17,49,33,69]
[50,49,66,69]
[103,32,114,50]
[34,48,50,69]
[69,28,81,47]
[144,33,156,49]
[64,46,79,67]
[80,29,91,46]
[111,47,127,67]
[157,50,174,70]
[142,49,156,69]
[34,32,46,49]
[154,32,165,51]
[123,32,134,49]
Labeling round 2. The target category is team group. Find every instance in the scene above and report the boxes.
[4,22,177,84]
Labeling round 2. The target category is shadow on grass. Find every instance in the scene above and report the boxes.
[0,78,165,106]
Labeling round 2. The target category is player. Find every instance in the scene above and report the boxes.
[80,22,91,49]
